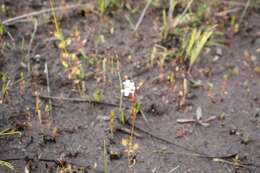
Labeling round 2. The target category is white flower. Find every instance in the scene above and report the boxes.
[121,79,136,97]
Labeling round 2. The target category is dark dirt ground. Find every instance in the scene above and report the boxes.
[0,0,260,173]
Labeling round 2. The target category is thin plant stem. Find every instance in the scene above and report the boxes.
[238,0,250,27]
[117,61,124,124]
[103,139,109,173]
[44,61,53,124]
[134,0,152,31]
[27,18,38,73]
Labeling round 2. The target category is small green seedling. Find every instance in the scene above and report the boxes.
[0,23,4,36]
[0,160,14,171]
[97,0,121,15]
[93,89,102,102]
[182,25,216,67]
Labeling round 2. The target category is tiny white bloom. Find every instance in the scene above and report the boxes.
[121,79,136,97]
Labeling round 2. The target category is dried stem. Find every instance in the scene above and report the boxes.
[134,0,152,31]
[44,62,53,123]
[27,19,38,73]
[2,3,97,26]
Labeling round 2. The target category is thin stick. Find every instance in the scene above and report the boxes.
[213,158,253,169]
[166,165,179,173]
[140,108,149,125]
[153,149,237,159]
[134,0,152,31]
[35,94,119,107]
[219,0,260,8]
[238,0,250,27]
[2,3,96,26]
[103,139,109,173]
[115,124,143,138]
[44,61,53,123]
[181,0,193,16]
[172,0,193,28]
[168,0,174,23]
[215,7,242,17]
[5,29,15,42]
[27,19,38,73]
[1,157,93,171]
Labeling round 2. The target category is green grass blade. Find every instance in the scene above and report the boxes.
[0,160,14,170]
[189,25,216,66]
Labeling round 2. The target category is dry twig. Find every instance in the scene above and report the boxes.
[35,94,119,107]
[27,19,38,73]
[2,3,97,26]
[134,0,152,31]
[44,61,53,123]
